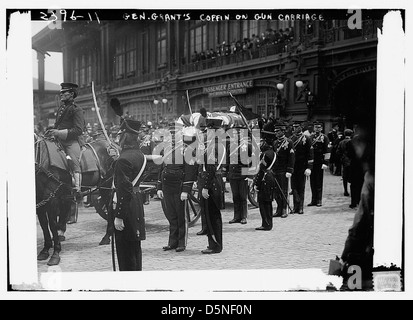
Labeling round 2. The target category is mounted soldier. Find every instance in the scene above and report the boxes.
[45,82,84,200]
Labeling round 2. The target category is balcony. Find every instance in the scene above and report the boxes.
[180,42,291,74]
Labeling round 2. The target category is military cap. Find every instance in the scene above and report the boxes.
[273,119,287,131]
[60,82,79,98]
[292,120,304,127]
[312,120,323,127]
[119,119,142,135]
[344,129,354,137]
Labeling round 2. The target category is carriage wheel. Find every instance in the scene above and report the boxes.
[247,179,259,208]
[94,195,108,221]
[186,189,201,227]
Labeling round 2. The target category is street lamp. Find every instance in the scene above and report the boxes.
[153,98,168,123]
[295,80,304,88]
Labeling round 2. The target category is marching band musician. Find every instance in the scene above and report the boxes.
[308,121,330,207]
[271,120,295,218]
[156,124,198,253]
[197,119,225,254]
[113,119,147,271]
[290,121,314,214]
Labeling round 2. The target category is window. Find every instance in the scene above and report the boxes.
[157,24,167,66]
[73,57,79,85]
[142,31,149,73]
[189,22,208,56]
[126,35,137,75]
[242,20,258,38]
[115,38,126,79]
[87,54,92,84]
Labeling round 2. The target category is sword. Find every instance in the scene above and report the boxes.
[273,174,294,213]
[91,81,112,146]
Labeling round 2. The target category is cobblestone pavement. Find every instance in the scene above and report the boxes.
[36,171,357,287]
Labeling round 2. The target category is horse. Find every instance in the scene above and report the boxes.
[35,134,120,265]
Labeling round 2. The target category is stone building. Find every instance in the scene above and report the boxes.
[32,16,382,131]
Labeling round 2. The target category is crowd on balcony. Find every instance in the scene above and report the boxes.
[185,27,295,66]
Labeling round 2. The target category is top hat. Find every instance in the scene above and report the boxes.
[60,82,79,98]
[119,119,142,135]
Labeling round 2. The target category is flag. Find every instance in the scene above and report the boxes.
[228,92,260,121]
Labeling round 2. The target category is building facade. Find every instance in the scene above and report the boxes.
[33,17,382,131]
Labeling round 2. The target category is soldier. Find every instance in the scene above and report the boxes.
[113,119,146,271]
[197,119,225,254]
[271,120,295,218]
[46,82,84,199]
[227,127,251,225]
[156,124,198,253]
[290,121,313,214]
[252,147,276,230]
[308,121,330,207]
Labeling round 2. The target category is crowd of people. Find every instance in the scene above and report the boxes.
[37,82,375,289]
[187,27,295,66]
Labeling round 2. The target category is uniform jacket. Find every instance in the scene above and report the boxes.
[114,147,147,241]
[156,143,198,194]
[291,133,314,171]
[227,136,253,180]
[311,133,330,166]
[54,103,84,141]
[272,136,295,174]
[252,148,276,201]
[197,140,223,208]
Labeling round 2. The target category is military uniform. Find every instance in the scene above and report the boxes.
[252,148,276,230]
[156,128,198,252]
[113,119,147,271]
[308,122,330,207]
[197,121,224,254]
[227,129,251,224]
[291,122,314,214]
[52,83,85,193]
[272,122,295,218]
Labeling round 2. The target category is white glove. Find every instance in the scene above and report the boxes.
[304,169,312,176]
[321,164,328,170]
[285,172,292,179]
[157,190,164,199]
[180,192,189,201]
[114,217,125,231]
[202,188,209,199]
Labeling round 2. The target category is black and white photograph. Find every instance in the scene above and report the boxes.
[2,0,410,302]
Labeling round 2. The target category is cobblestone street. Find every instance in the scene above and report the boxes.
[36,171,357,291]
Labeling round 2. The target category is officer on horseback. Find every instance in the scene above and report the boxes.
[46,82,84,199]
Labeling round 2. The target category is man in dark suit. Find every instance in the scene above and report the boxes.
[113,119,147,271]
[46,82,84,197]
